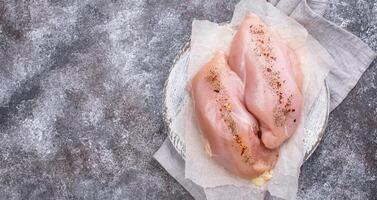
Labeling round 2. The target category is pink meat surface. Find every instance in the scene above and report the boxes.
[228,13,303,149]
[191,52,278,178]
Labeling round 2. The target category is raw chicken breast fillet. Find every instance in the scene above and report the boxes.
[228,13,303,149]
[191,52,279,178]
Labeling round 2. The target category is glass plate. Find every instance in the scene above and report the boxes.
[163,43,329,161]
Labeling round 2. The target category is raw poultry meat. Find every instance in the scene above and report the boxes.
[190,52,279,178]
[228,12,303,149]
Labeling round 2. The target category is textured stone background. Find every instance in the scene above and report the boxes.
[0,0,375,199]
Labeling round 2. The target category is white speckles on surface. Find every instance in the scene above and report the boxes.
[81,97,104,125]
[326,0,377,52]
[16,116,55,157]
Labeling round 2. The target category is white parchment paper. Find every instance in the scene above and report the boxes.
[184,0,332,199]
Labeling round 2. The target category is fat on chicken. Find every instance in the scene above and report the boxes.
[191,52,279,178]
[228,13,303,149]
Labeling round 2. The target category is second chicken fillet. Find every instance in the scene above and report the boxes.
[229,13,303,149]
[191,52,278,178]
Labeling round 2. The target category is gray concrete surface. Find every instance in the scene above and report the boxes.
[0,0,375,199]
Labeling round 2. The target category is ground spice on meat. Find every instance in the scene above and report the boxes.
[205,67,253,163]
[248,22,296,127]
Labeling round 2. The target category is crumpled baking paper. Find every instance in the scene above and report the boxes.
[183,0,332,199]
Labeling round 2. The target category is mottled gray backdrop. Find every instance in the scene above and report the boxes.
[0,0,376,199]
